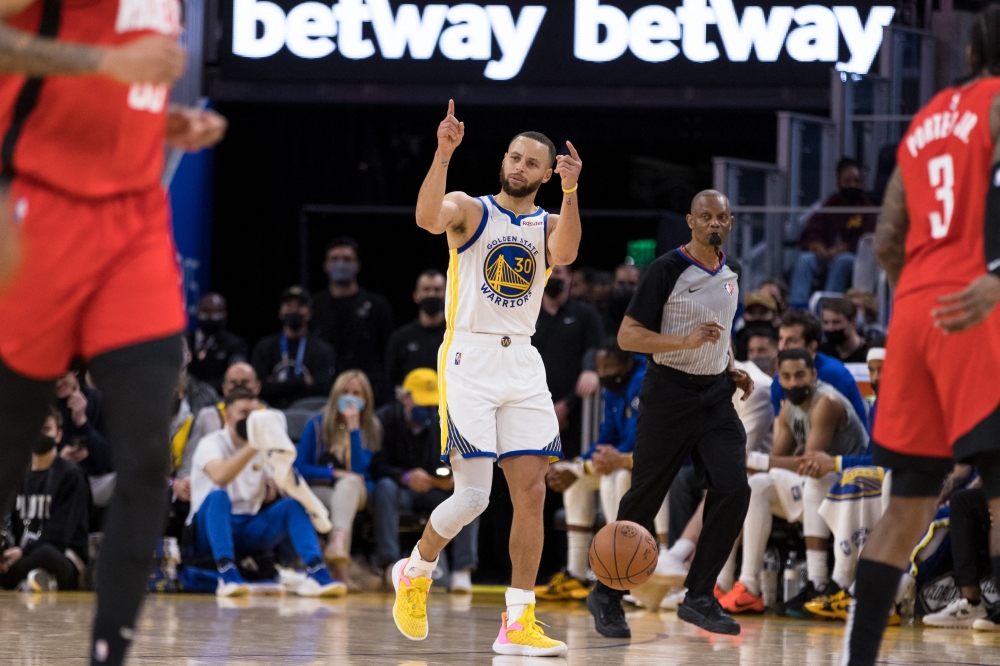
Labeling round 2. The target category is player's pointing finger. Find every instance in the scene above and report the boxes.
[566,140,580,160]
[447,99,455,118]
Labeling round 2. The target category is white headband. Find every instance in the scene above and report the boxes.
[867,348,886,362]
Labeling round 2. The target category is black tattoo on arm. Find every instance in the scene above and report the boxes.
[0,23,103,76]
[874,167,909,286]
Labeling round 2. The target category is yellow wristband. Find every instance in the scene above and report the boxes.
[562,183,578,194]
[628,453,634,470]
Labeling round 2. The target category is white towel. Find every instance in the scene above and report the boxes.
[247,410,332,534]
[768,468,807,523]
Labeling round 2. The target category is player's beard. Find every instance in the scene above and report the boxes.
[499,167,541,199]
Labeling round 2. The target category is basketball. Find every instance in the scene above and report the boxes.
[589,520,658,591]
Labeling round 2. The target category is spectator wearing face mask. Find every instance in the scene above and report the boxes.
[603,263,641,336]
[789,158,877,309]
[187,293,249,392]
[295,370,380,582]
[818,298,871,364]
[370,368,479,592]
[385,270,447,388]
[746,327,779,376]
[533,264,605,460]
[733,291,779,361]
[311,237,395,405]
[0,409,89,592]
[251,286,336,410]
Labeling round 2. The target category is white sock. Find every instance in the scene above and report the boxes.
[404,541,438,579]
[668,538,695,562]
[566,531,591,581]
[738,575,761,596]
[806,549,828,590]
[506,588,534,623]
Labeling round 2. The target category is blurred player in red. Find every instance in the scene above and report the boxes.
[0,0,225,664]
[841,7,1000,664]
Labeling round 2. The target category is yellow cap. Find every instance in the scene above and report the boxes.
[402,368,439,407]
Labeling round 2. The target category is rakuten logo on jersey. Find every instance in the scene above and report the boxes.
[116,0,180,34]
[234,0,545,80]
[232,0,895,78]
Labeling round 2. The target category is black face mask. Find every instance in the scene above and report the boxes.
[32,435,57,456]
[600,374,628,393]
[235,418,249,441]
[840,187,864,203]
[283,313,305,332]
[171,395,183,416]
[825,328,848,346]
[871,381,879,396]
[199,319,224,336]
[708,232,723,246]
[785,385,813,406]
[544,278,565,298]
[418,297,444,316]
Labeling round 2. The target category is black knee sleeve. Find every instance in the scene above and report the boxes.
[971,450,1000,499]
[890,469,951,498]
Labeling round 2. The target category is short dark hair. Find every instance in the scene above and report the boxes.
[326,236,361,259]
[836,157,861,176]
[46,406,63,430]
[780,310,823,346]
[224,387,258,409]
[510,131,556,168]
[600,336,633,366]
[416,269,445,288]
[778,348,815,370]
[746,324,778,346]
[970,5,1000,76]
[820,297,858,322]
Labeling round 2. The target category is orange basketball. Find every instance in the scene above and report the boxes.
[588,520,658,591]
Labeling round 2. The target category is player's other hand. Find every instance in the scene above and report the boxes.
[437,99,465,158]
[554,141,582,191]
[545,467,577,493]
[730,367,754,401]
[99,35,185,85]
[166,107,228,152]
[796,451,835,478]
[685,320,725,349]
[0,202,21,293]
[591,444,630,475]
[932,273,1000,334]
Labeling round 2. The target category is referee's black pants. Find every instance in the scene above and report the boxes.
[617,365,751,598]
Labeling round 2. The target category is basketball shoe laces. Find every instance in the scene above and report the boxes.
[510,605,556,644]
[404,576,431,619]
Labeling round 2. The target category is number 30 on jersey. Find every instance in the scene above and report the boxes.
[928,154,954,239]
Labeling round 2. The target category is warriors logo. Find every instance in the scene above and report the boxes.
[484,243,535,300]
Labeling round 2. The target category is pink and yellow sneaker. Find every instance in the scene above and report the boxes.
[392,558,432,640]
[492,603,568,657]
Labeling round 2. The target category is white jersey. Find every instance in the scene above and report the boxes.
[445,195,549,337]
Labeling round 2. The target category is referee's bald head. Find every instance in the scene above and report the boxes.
[690,190,730,214]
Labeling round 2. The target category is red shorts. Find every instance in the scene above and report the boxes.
[873,287,1000,461]
[0,178,185,379]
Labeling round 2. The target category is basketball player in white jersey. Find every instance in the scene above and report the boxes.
[390,100,582,657]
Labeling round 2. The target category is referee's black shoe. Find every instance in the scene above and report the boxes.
[586,582,631,638]
[677,592,741,635]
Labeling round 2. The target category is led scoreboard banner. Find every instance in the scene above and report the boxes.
[209,0,896,103]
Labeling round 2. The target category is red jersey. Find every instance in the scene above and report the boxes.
[0,0,180,198]
[895,77,1000,299]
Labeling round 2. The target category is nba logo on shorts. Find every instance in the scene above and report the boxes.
[724,282,734,296]
[455,352,461,365]
[501,336,511,347]
[13,198,27,224]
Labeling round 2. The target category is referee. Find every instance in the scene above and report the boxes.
[586,190,753,637]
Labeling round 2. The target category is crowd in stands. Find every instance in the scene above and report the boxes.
[2,220,996,632]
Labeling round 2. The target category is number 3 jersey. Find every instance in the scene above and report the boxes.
[896,76,1000,299]
[0,0,180,197]
[445,195,550,337]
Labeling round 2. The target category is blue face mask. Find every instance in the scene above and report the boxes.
[409,406,437,429]
[338,394,366,413]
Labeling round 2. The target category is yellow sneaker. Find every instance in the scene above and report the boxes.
[392,558,432,640]
[492,603,568,657]
[534,571,592,601]
[805,589,852,620]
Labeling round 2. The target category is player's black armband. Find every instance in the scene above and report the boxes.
[987,162,1000,279]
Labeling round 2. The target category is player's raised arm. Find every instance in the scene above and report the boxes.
[416,100,479,237]
[546,141,582,265]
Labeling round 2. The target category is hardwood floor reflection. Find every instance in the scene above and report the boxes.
[1,590,998,664]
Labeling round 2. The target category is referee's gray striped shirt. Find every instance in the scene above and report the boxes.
[625,248,740,376]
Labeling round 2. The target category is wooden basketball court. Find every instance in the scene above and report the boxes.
[1,590,997,664]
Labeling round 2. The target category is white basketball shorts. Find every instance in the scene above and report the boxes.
[438,331,562,463]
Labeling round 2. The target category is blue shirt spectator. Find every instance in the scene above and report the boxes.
[295,414,375,494]
[581,355,646,460]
